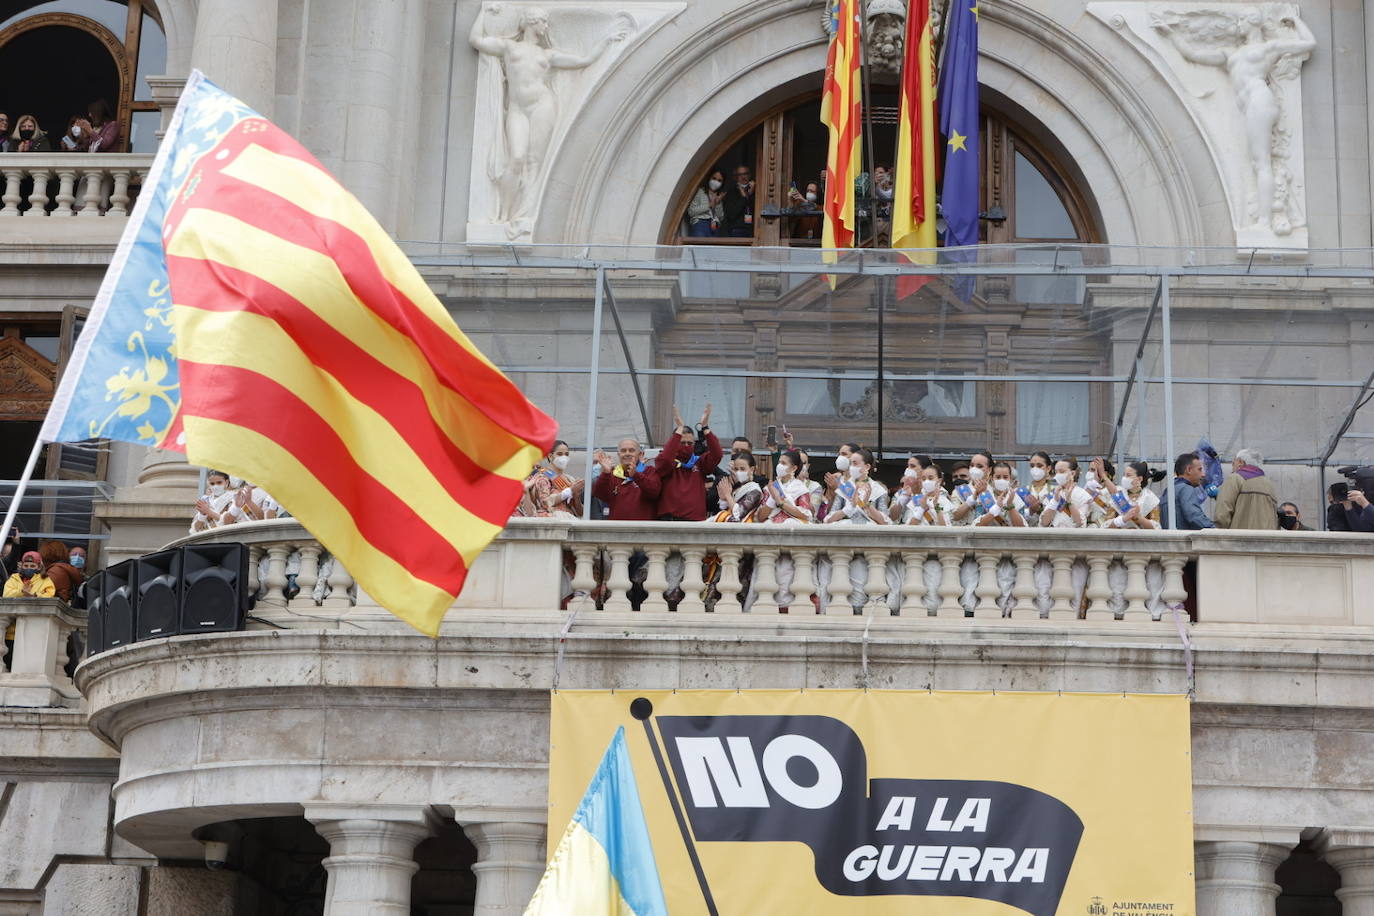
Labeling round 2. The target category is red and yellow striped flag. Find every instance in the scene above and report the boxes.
[821,0,863,256]
[892,0,938,298]
[161,118,557,636]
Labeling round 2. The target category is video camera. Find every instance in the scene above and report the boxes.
[1334,465,1374,500]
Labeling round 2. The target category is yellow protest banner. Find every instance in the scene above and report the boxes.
[548,690,1194,916]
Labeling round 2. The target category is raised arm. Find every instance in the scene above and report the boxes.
[1153,19,1227,67]
[1266,16,1315,60]
[468,12,508,56]
[549,23,627,69]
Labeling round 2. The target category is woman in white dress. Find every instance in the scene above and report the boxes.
[1100,460,1165,529]
[746,449,814,612]
[1021,451,1055,524]
[1039,457,1092,529]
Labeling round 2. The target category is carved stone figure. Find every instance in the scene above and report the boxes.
[1151,8,1314,236]
[469,5,630,238]
[866,0,908,76]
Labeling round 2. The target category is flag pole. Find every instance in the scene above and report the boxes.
[0,437,46,555]
[630,697,719,916]
[856,0,883,455]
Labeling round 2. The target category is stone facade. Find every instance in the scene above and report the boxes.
[1,0,1373,914]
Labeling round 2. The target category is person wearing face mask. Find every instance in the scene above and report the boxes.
[1039,457,1093,528]
[191,470,239,532]
[822,442,862,518]
[592,437,662,521]
[10,114,50,153]
[0,113,8,152]
[686,169,726,237]
[653,403,723,521]
[1100,461,1165,529]
[37,540,84,602]
[755,450,814,526]
[61,114,88,152]
[712,452,763,522]
[722,165,756,237]
[1021,451,1055,523]
[824,448,890,525]
[900,464,957,526]
[976,462,1030,527]
[1080,457,1121,527]
[531,440,585,518]
[4,551,55,599]
[950,450,994,525]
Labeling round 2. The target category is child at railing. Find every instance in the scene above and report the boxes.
[3,551,55,599]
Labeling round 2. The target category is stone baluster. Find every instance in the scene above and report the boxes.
[936,551,964,617]
[751,548,780,614]
[307,805,438,916]
[822,550,852,616]
[1121,556,1151,622]
[900,551,927,617]
[462,821,547,916]
[79,169,105,217]
[110,169,132,215]
[1194,840,1289,916]
[790,551,817,615]
[0,612,10,671]
[863,551,889,615]
[1084,556,1113,620]
[677,548,707,613]
[54,624,75,688]
[1047,554,1076,620]
[321,559,354,609]
[1160,556,1188,622]
[569,547,597,602]
[53,169,77,216]
[640,547,670,613]
[973,554,1001,618]
[602,547,633,612]
[27,169,50,213]
[295,545,322,608]
[1009,554,1038,619]
[713,548,744,613]
[1,169,22,216]
[263,545,290,604]
[1323,840,1374,916]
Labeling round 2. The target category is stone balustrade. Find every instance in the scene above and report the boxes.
[169,518,1374,631]
[0,597,85,707]
[0,153,152,218]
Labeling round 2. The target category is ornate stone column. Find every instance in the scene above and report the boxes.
[1319,831,1374,916]
[1194,835,1292,916]
[306,804,438,916]
[462,821,547,916]
[189,0,280,117]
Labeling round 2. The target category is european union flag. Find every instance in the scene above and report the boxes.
[937,0,979,296]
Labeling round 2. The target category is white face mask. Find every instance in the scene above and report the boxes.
[1124,475,1140,491]
[553,454,570,470]
[1084,471,1098,486]
[208,484,226,497]
[805,191,817,202]
[1054,471,1071,486]
[734,470,750,483]
[921,478,938,493]
[1029,467,1047,482]
[775,462,791,479]
[708,179,722,191]
[848,464,864,480]
[993,478,1011,492]
[835,455,850,473]
[71,125,82,137]
[969,467,985,482]
[903,467,919,481]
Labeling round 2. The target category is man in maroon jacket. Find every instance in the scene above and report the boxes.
[591,438,661,520]
[653,404,722,521]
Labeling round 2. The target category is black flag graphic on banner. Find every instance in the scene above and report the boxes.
[658,714,1084,916]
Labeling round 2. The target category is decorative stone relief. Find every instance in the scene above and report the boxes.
[820,0,910,76]
[465,2,685,243]
[1087,2,1315,249]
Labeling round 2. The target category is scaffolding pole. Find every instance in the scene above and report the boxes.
[581,267,606,521]
[1160,273,1178,529]
[600,273,654,444]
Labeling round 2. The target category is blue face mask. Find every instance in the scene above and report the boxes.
[70,554,85,568]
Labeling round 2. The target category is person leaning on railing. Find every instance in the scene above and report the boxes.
[3,551,54,599]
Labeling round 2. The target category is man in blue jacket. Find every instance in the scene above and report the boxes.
[1171,452,1215,530]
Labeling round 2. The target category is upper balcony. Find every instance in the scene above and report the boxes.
[0,153,154,248]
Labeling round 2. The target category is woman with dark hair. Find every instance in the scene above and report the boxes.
[84,98,120,152]
[1022,450,1054,522]
[1100,460,1166,529]
[755,449,813,525]
[1040,456,1091,528]
[530,439,584,518]
[38,540,84,602]
[824,447,889,525]
[686,169,726,237]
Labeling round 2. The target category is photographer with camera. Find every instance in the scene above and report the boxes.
[1328,475,1374,532]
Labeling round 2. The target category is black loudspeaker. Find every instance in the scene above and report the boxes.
[135,549,181,641]
[85,571,107,656]
[102,560,136,650]
[179,543,249,634]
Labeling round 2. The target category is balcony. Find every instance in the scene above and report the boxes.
[0,153,153,247]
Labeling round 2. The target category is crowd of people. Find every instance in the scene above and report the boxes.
[0,100,120,154]
[686,163,895,243]
[515,403,1357,533]
[2,525,88,603]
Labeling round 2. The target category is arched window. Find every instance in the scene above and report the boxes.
[0,1,166,152]
[666,92,1100,249]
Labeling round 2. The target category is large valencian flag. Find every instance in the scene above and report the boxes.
[40,71,557,636]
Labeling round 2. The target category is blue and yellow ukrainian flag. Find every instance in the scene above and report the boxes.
[524,727,668,916]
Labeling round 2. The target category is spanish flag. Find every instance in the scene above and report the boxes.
[524,727,668,916]
[44,71,557,637]
[820,0,863,255]
[891,0,938,298]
